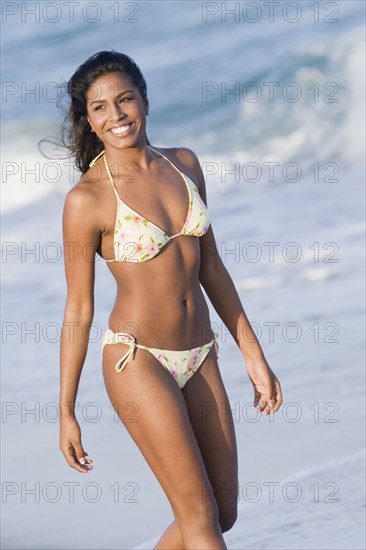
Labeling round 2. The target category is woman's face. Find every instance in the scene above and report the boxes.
[86,71,148,149]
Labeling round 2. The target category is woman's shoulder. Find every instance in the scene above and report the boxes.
[152,145,203,184]
[63,163,103,212]
[153,145,199,167]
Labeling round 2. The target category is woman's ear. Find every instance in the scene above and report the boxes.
[87,117,95,132]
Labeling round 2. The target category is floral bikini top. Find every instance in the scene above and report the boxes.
[90,145,211,263]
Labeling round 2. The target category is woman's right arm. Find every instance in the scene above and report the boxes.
[59,184,100,473]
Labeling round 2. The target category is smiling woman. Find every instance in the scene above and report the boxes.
[86,72,147,147]
[59,51,152,173]
[58,50,283,550]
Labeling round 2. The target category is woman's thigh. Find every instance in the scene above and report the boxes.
[102,343,219,522]
[182,346,239,530]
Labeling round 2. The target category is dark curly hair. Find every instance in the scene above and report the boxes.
[54,50,150,174]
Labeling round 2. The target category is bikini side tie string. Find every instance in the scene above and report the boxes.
[112,332,137,373]
[213,332,219,357]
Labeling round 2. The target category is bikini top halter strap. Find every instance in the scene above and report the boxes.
[90,145,185,200]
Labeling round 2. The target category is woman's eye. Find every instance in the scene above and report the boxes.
[92,97,133,111]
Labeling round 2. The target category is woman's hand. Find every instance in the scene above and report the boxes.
[60,416,94,473]
[245,356,283,416]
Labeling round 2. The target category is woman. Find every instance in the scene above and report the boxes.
[59,50,283,550]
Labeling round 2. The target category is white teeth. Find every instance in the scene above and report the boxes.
[110,124,132,134]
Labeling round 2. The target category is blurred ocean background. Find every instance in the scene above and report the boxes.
[1,1,365,548]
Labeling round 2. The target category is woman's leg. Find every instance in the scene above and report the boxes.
[102,341,228,550]
[153,520,184,550]
[154,345,238,549]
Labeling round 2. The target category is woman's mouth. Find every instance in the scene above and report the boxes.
[109,123,133,137]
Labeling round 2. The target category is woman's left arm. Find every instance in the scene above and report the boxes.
[178,147,283,416]
[200,227,283,416]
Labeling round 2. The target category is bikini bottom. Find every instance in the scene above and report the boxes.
[101,327,219,390]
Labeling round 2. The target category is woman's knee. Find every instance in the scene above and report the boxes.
[219,504,238,532]
[175,497,237,537]
[174,494,220,530]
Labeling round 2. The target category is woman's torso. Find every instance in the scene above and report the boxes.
[86,146,212,348]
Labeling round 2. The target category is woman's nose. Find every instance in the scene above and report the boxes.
[110,102,126,120]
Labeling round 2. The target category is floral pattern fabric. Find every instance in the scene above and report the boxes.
[103,147,211,263]
[102,328,219,390]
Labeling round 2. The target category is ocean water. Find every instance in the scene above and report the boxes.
[1,1,365,549]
